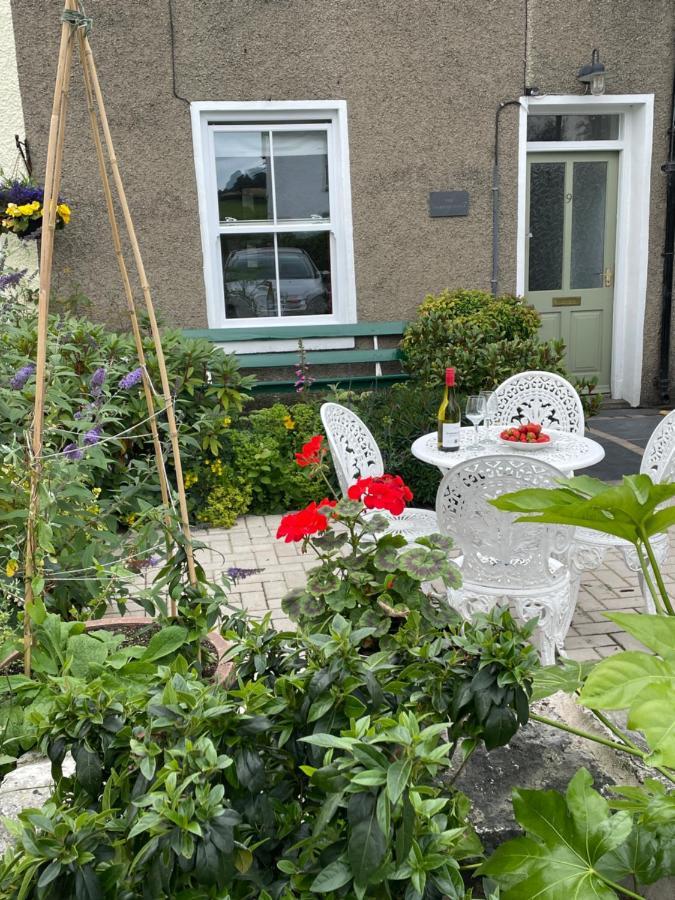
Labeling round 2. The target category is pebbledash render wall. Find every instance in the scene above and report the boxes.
[8,0,675,404]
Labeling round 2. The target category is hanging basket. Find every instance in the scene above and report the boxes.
[0,176,70,240]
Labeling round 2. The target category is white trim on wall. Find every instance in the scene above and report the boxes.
[517,94,654,407]
[190,100,357,331]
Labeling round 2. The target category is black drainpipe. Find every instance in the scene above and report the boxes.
[658,65,675,403]
[492,100,522,296]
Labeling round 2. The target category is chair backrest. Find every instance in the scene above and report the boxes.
[320,402,384,495]
[493,371,585,435]
[436,454,571,589]
[641,409,675,483]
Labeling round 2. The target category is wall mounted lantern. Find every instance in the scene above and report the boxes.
[577,49,608,96]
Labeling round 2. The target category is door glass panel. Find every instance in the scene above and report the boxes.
[214,132,271,224]
[528,162,565,291]
[220,233,277,318]
[277,231,332,316]
[570,161,607,289]
[273,131,330,221]
[527,115,620,141]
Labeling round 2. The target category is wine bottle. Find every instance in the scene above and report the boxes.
[437,367,461,452]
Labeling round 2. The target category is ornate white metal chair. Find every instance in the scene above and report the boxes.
[436,455,574,665]
[493,371,585,435]
[571,409,675,613]
[320,402,438,541]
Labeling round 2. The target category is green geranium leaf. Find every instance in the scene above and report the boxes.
[299,594,327,619]
[306,567,341,597]
[373,544,400,573]
[480,769,633,899]
[362,513,392,534]
[336,498,363,518]
[281,589,306,620]
[358,607,391,638]
[399,547,446,581]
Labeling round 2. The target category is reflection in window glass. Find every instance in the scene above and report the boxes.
[274,132,330,220]
[571,162,607,289]
[277,232,332,317]
[527,114,619,142]
[528,163,565,292]
[221,234,277,319]
[214,132,271,223]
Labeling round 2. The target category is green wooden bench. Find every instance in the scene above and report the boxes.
[183,321,410,393]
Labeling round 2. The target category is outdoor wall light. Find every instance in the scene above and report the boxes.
[577,49,607,95]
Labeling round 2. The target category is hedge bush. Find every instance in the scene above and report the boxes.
[401,288,567,394]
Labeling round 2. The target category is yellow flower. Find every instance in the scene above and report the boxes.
[5,559,18,578]
[17,201,40,216]
[4,203,21,218]
[91,487,102,497]
[184,471,199,488]
[283,415,296,430]
[57,203,71,224]
[221,416,231,428]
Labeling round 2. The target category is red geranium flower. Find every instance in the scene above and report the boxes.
[276,501,332,542]
[295,435,325,468]
[348,474,413,516]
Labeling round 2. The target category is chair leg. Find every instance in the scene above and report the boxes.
[447,589,499,620]
[514,586,572,667]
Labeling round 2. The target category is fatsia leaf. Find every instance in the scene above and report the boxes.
[579,651,675,709]
[480,769,633,899]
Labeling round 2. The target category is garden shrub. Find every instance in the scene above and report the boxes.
[401,288,567,395]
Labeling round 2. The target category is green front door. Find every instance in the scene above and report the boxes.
[526,152,618,392]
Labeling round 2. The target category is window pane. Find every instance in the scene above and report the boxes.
[527,114,619,141]
[273,131,330,221]
[570,161,607,289]
[214,132,271,223]
[277,232,332,317]
[221,234,278,319]
[528,162,565,291]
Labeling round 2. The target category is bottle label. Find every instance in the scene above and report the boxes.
[442,423,460,449]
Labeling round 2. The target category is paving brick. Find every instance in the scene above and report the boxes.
[596,644,623,657]
[574,622,623,636]
[565,647,601,661]
[565,633,619,649]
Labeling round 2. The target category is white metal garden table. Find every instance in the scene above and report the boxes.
[411,426,605,476]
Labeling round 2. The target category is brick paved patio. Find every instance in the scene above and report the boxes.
[194,515,673,662]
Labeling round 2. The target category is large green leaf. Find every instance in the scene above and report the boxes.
[310,858,352,892]
[479,769,633,899]
[579,652,675,709]
[627,683,675,767]
[386,758,412,806]
[348,802,387,887]
[605,613,675,660]
[141,626,188,662]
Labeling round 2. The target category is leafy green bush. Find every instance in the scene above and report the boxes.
[401,288,566,395]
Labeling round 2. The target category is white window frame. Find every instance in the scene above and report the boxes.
[190,101,357,330]
[516,94,654,407]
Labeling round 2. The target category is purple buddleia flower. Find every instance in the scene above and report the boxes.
[226,566,264,584]
[90,367,106,390]
[63,443,84,461]
[0,270,27,292]
[119,367,143,390]
[83,427,102,446]
[9,364,35,390]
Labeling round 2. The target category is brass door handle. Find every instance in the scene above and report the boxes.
[604,267,613,287]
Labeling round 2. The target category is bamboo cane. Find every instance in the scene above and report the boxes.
[76,31,172,517]
[24,0,77,675]
[79,38,198,589]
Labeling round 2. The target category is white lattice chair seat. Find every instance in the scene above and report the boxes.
[436,454,575,665]
[493,370,585,435]
[569,409,675,614]
[321,401,438,542]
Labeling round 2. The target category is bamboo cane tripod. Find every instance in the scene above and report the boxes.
[23,0,197,675]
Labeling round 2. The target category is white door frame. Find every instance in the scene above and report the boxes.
[516,94,654,407]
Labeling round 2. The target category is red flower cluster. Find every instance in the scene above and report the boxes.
[295,435,326,468]
[276,498,337,543]
[348,474,413,516]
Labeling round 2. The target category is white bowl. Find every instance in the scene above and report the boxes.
[497,434,553,451]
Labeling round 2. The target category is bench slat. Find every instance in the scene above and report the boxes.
[250,372,409,393]
[183,320,408,342]
[237,348,402,368]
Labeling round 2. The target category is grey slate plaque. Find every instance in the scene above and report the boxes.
[428,190,469,217]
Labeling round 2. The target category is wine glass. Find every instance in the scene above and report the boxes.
[479,390,498,443]
[465,396,486,447]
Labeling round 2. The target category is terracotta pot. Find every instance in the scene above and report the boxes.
[1,616,233,684]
